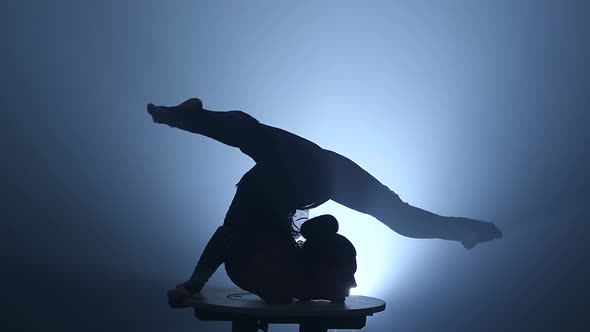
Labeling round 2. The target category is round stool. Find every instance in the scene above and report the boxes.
[184,288,386,332]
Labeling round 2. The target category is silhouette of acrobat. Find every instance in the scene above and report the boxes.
[147,98,502,304]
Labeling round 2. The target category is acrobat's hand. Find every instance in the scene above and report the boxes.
[167,284,194,308]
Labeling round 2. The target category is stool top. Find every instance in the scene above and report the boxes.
[184,288,386,318]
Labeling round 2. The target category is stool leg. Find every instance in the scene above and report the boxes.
[299,324,327,332]
[232,319,258,332]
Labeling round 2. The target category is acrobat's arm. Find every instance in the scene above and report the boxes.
[182,225,230,293]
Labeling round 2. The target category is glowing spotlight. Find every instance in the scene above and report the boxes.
[309,201,400,297]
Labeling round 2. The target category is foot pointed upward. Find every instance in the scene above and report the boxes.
[147,98,204,126]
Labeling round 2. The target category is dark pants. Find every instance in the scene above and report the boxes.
[165,103,466,241]
[221,217,357,304]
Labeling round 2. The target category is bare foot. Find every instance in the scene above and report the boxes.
[147,98,203,125]
[460,220,502,249]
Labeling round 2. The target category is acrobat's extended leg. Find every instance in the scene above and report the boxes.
[147,98,324,165]
[147,98,261,150]
[323,150,502,248]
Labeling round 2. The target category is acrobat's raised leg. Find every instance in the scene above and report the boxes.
[147,98,261,150]
[323,149,502,249]
[147,98,324,166]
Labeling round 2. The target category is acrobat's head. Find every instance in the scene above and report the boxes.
[298,214,357,302]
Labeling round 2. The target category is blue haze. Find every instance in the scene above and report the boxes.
[3,1,588,331]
